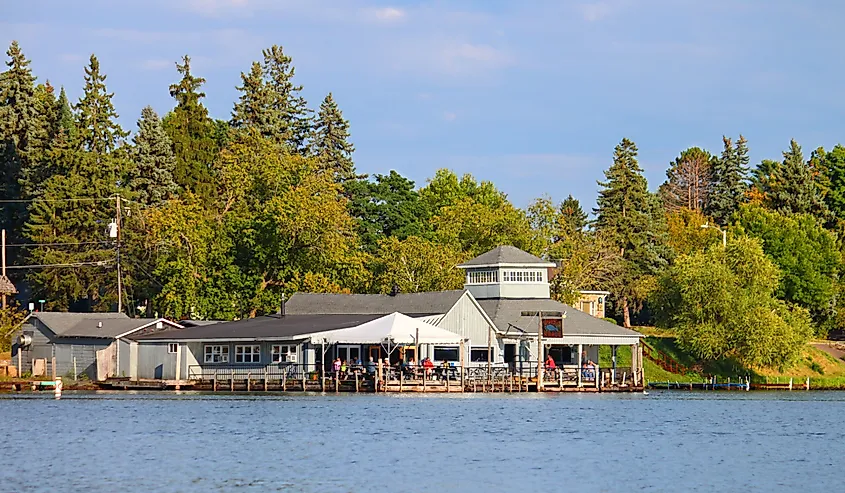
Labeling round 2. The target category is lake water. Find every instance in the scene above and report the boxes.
[1,390,842,493]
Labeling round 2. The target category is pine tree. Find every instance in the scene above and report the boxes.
[311,92,356,182]
[594,138,668,327]
[660,147,713,212]
[18,81,59,199]
[230,61,272,135]
[129,106,178,206]
[768,139,828,217]
[75,54,128,155]
[0,41,50,246]
[262,45,311,152]
[557,195,587,238]
[54,86,75,142]
[162,55,219,203]
[707,135,748,225]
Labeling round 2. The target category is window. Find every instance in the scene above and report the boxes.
[204,345,229,364]
[167,343,178,354]
[470,348,490,362]
[502,270,544,283]
[466,270,498,285]
[271,345,293,363]
[433,346,459,362]
[235,345,261,363]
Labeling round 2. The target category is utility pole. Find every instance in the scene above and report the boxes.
[2,229,6,309]
[115,195,122,314]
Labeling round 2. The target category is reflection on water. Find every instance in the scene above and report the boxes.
[2,391,843,492]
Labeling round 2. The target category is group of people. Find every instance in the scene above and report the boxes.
[544,354,597,379]
[329,356,451,380]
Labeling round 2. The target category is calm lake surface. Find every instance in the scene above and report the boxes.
[1,390,843,493]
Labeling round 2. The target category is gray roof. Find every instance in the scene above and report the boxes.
[458,245,554,268]
[179,320,226,328]
[477,298,641,338]
[136,314,382,341]
[33,312,172,339]
[284,291,465,316]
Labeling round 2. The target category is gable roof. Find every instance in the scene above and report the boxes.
[477,298,641,339]
[135,314,383,341]
[32,312,182,339]
[458,245,555,268]
[284,290,465,316]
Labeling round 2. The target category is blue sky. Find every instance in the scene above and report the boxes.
[4,0,845,210]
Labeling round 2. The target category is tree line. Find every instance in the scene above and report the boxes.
[1,40,842,368]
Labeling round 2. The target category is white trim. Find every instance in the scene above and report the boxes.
[233,344,261,364]
[546,335,641,346]
[113,318,185,340]
[579,290,611,295]
[458,262,556,269]
[460,290,504,335]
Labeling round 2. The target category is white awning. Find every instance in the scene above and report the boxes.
[305,312,464,345]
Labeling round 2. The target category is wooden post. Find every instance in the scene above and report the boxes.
[789,377,793,391]
[213,371,217,392]
[595,365,600,390]
[459,339,465,392]
[611,346,617,385]
[355,371,359,393]
[576,344,583,388]
[537,326,544,392]
[445,368,450,392]
[1,229,6,309]
[335,371,339,393]
[263,370,268,392]
[72,357,77,381]
[377,359,383,393]
[247,372,251,392]
[230,371,234,392]
[320,341,326,393]
[558,367,563,389]
[302,372,306,392]
[422,363,427,392]
[282,372,287,392]
[399,366,403,392]
[487,325,493,388]
[637,343,644,387]
[806,377,810,391]
[51,357,56,380]
[415,328,419,363]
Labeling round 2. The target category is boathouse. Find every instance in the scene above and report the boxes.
[9,313,183,380]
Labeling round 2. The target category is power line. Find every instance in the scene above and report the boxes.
[5,241,112,248]
[5,260,113,270]
[0,197,114,204]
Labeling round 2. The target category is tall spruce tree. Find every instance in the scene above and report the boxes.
[54,86,75,142]
[767,139,828,218]
[311,92,356,182]
[75,54,128,155]
[708,135,749,225]
[262,45,311,152]
[129,106,178,206]
[557,195,588,238]
[0,41,51,264]
[594,138,668,327]
[162,55,219,203]
[18,82,60,200]
[230,61,272,135]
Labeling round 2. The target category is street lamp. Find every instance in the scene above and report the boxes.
[700,222,726,248]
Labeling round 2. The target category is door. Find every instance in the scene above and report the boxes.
[504,344,516,363]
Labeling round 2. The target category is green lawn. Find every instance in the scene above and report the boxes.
[600,329,845,388]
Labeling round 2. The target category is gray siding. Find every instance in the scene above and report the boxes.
[137,343,178,379]
[117,338,131,377]
[435,292,499,363]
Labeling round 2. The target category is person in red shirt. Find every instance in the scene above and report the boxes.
[545,354,556,370]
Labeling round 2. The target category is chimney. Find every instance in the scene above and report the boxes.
[97,321,103,328]
[280,293,286,317]
[390,283,400,297]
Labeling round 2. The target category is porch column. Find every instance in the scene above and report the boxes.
[576,343,583,388]
[630,343,638,386]
[611,345,617,385]
[637,343,644,387]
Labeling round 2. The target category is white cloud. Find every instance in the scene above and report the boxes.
[369,7,406,23]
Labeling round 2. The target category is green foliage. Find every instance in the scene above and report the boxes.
[594,138,670,326]
[0,303,27,352]
[346,170,428,252]
[652,236,812,369]
[75,54,128,154]
[731,204,841,331]
[162,55,219,203]
[665,208,714,256]
[310,92,355,182]
[128,106,178,206]
[764,139,829,218]
[707,136,749,225]
[819,145,845,220]
[368,236,465,294]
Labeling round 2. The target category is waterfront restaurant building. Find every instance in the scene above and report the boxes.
[133,245,643,386]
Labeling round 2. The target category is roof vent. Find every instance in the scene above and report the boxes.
[389,283,400,297]
[97,321,103,328]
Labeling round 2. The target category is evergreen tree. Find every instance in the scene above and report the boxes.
[162,55,219,203]
[767,139,828,218]
[707,135,748,225]
[0,41,50,251]
[54,86,75,141]
[594,138,668,327]
[18,82,59,199]
[557,194,588,238]
[262,45,311,152]
[820,145,845,220]
[230,61,272,135]
[75,54,128,155]
[129,106,178,206]
[311,92,356,182]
